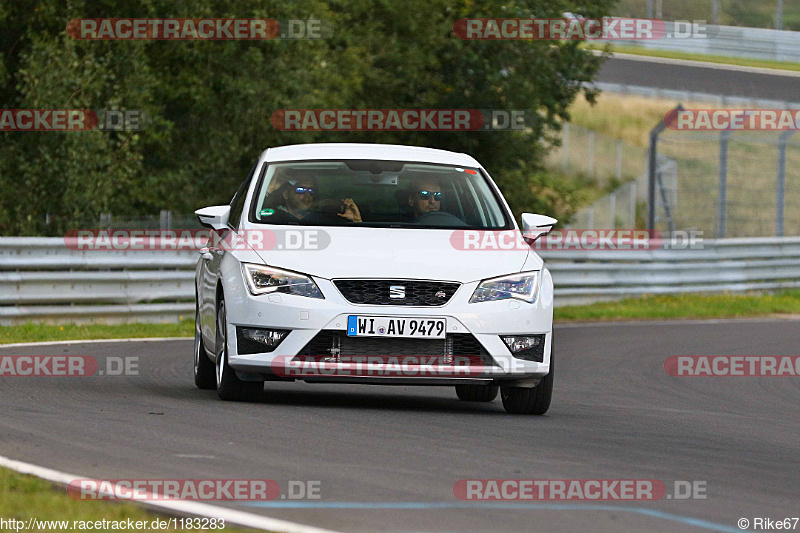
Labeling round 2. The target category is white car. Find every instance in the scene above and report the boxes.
[194,143,556,414]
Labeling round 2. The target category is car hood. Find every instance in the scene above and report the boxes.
[243,226,539,283]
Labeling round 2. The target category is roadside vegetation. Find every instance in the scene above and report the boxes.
[556,290,800,321]
[0,319,194,344]
[597,44,800,72]
[3,292,800,345]
[612,0,800,31]
[0,466,258,533]
[0,0,617,236]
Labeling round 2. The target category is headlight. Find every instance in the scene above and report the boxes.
[242,263,324,299]
[469,271,540,304]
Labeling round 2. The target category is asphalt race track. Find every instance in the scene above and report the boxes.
[599,55,800,101]
[1,319,799,532]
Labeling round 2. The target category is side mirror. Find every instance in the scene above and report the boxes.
[521,213,557,243]
[195,205,231,231]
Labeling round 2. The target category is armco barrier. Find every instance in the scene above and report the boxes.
[540,237,800,306]
[2,237,800,324]
[612,23,800,63]
[0,237,196,325]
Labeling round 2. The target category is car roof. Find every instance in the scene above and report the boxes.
[261,143,481,167]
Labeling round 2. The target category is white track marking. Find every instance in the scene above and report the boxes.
[0,454,339,533]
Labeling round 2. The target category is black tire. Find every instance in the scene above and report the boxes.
[194,303,216,390]
[215,298,263,402]
[501,344,554,415]
[455,384,499,402]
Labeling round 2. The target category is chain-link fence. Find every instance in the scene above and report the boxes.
[613,0,798,31]
[650,126,800,238]
[568,180,644,230]
[550,112,800,239]
[548,123,647,186]
[547,123,648,230]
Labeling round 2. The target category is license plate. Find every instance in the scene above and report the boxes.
[347,316,446,339]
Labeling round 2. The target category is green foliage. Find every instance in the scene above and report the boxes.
[0,0,615,235]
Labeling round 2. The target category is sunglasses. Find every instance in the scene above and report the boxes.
[418,190,443,201]
[295,186,315,196]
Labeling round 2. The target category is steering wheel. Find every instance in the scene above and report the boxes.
[414,210,469,227]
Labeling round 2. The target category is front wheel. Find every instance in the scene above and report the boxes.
[501,344,554,415]
[194,303,216,390]
[215,298,263,402]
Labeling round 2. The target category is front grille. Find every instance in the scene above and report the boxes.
[296,331,495,366]
[333,279,460,306]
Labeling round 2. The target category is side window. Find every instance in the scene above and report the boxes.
[228,161,258,229]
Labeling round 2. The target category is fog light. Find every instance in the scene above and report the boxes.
[501,334,546,362]
[237,327,289,354]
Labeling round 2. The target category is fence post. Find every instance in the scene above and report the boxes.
[615,139,623,180]
[648,104,682,231]
[609,192,617,229]
[561,122,570,171]
[159,210,172,230]
[587,130,595,177]
[717,131,731,238]
[776,130,795,237]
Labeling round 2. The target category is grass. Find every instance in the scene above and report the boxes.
[566,93,676,147]
[0,319,194,344]
[555,290,800,322]
[590,44,800,72]
[0,466,259,532]
[1,292,800,346]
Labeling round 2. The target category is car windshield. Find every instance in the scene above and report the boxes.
[249,160,511,229]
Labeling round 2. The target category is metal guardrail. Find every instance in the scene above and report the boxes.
[2,237,800,324]
[0,238,197,325]
[593,82,800,109]
[541,237,800,305]
[612,23,800,63]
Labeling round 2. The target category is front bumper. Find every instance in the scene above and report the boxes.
[222,268,553,386]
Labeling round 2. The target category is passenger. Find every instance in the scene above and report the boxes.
[269,178,362,223]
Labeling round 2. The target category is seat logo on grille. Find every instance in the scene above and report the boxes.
[435,290,447,299]
[389,285,405,299]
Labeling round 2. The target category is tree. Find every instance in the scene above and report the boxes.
[0,0,614,234]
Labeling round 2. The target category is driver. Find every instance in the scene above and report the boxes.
[408,178,443,219]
